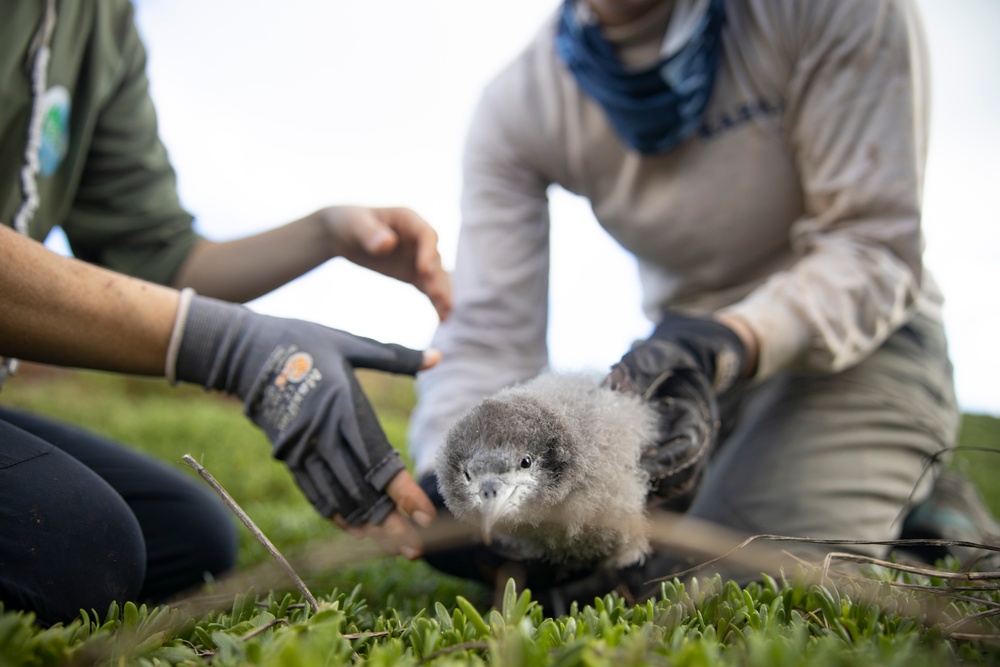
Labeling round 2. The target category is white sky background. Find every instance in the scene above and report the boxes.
[109,0,998,415]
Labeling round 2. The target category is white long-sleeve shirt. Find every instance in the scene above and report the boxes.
[409,0,943,474]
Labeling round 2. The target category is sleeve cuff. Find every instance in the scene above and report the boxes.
[719,290,811,381]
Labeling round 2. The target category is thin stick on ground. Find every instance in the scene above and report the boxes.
[820,551,1000,586]
[181,453,320,612]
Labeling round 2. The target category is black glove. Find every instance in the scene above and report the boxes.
[603,312,748,505]
[170,291,424,526]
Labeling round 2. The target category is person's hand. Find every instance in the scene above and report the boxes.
[603,312,749,505]
[319,206,452,321]
[169,290,438,554]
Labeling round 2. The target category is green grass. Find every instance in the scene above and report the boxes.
[951,413,1000,513]
[0,364,998,666]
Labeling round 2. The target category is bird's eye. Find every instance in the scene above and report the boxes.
[520,456,532,469]
[464,469,471,482]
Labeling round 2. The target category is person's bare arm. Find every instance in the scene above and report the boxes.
[0,223,438,556]
[171,205,452,320]
[0,224,177,375]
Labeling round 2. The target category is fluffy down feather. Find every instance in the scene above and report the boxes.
[436,371,658,569]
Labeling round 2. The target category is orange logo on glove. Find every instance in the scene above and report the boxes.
[274,352,314,391]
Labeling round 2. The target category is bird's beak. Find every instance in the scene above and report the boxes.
[478,478,516,545]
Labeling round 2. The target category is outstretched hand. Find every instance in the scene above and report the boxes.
[320,206,452,321]
[171,293,443,558]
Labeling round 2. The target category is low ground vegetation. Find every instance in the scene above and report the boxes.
[1,366,997,666]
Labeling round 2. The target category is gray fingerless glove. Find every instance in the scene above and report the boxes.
[170,290,424,526]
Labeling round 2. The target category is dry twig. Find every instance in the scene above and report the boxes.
[181,454,320,612]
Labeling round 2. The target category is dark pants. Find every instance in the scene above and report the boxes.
[0,407,238,626]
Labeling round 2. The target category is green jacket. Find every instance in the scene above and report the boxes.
[0,0,200,285]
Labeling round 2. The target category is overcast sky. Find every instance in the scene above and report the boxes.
[109,0,999,415]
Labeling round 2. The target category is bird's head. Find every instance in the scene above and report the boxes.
[438,392,575,544]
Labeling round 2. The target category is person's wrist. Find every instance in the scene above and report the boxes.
[313,206,348,259]
[173,294,271,398]
[165,287,196,385]
[713,313,759,380]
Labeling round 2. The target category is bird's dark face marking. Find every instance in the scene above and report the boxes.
[438,393,578,538]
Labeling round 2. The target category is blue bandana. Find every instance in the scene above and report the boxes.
[556,0,726,154]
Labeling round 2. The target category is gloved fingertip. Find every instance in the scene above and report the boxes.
[421,349,442,370]
[412,509,434,528]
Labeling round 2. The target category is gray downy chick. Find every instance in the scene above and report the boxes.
[436,371,658,569]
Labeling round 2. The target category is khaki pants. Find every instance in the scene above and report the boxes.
[688,311,960,559]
